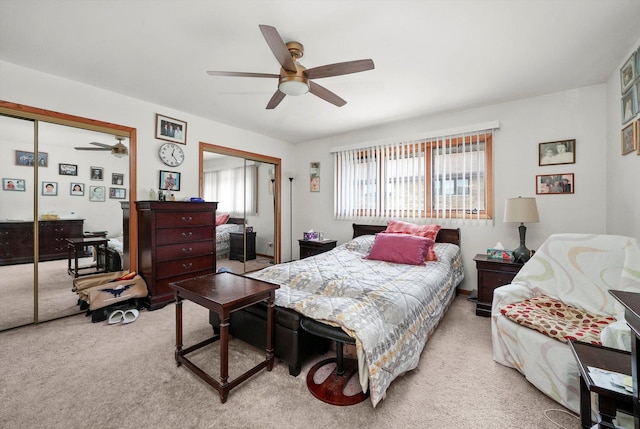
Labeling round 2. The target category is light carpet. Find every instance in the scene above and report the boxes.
[0,296,582,429]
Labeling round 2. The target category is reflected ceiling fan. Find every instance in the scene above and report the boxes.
[74,136,128,157]
[207,24,375,109]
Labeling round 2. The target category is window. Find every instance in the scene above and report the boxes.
[333,127,494,222]
[203,165,258,216]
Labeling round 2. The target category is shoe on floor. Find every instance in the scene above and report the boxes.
[107,309,125,324]
[123,309,139,324]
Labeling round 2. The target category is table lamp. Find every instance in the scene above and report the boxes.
[503,196,539,263]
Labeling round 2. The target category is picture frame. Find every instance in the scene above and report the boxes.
[622,85,638,125]
[70,182,85,196]
[155,113,187,145]
[89,186,106,202]
[109,187,126,199]
[622,122,636,155]
[2,178,26,191]
[111,173,124,185]
[621,52,636,94]
[15,150,47,167]
[41,181,58,196]
[536,174,574,195]
[90,166,104,181]
[538,139,575,166]
[310,162,320,192]
[637,119,640,156]
[159,170,181,191]
[58,163,78,176]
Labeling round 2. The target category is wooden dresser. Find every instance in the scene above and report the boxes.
[0,219,84,265]
[135,201,217,310]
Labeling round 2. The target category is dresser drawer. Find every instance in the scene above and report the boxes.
[156,240,215,261]
[156,211,214,228]
[156,254,215,279]
[156,226,214,245]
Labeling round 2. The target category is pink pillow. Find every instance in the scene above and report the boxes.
[215,214,230,226]
[383,220,441,261]
[365,233,434,265]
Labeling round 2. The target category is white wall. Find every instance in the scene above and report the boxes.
[0,60,296,258]
[292,86,608,291]
[606,36,640,238]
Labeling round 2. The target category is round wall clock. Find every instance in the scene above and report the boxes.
[158,142,184,167]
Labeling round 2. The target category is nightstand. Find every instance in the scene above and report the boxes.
[298,239,337,259]
[473,254,523,317]
[229,231,256,261]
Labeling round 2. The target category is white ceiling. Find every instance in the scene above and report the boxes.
[1,0,640,144]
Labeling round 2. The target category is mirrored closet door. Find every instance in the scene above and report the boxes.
[0,108,134,331]
[201,143,280,274]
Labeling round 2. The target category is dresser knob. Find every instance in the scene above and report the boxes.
[181,247,193,254]
[181,231,193,238]
[182,262,193,270]
[181,216,193,223]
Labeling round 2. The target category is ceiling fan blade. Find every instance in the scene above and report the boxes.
[266,90,286,109]
[259,24,297,72]
[305,59,375,79]
[89,142,114,149]
[74,147,111,151]
[309,81,346,107]
[206,71,279,78]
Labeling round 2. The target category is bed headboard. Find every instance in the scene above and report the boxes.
[352,223,461,246]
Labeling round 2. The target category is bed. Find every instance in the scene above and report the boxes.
[246,223,464,406]
[215,217,244,259]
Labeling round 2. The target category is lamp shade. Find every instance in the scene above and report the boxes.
[503,197,539,223]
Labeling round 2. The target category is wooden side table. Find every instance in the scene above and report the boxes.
[170,272,279,403]
[298,239,337,259]
[568,340,633,429]
[473,254,523,317]
[66,237,109,278]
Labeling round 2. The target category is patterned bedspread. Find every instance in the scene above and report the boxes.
[215,223,242,258]
[247,235,464,406]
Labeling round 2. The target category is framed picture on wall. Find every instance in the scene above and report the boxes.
[621,53,636,93]
[90,166,104,181]
[89,186,106,202]
[538,139,575,166]
[159,170,181,191]
[536,174,574,194]
[622,86,638,125]
[109,187,126,199]
[70,183,85,196]
[111,173,124,185]
[41,181,58,196]
[2,178,26,191]
[155,114,187,145]
[15,150,47,167]
[58,163,78,176]
[622,122,636,155]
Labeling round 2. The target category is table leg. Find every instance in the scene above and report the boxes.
[175,294,183,367]
[220,316,229,403]
[67,243,72,275]
[73,244,79,278]
[266,292,275,371]
[579,375,592,429]
[598,396,617,426]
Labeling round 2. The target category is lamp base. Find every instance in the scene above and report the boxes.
[513,223,531,263]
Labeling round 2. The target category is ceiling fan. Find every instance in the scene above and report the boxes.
[74,136,128,157]
[207,24,375,109]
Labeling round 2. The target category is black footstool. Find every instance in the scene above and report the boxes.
[300,319,369,406]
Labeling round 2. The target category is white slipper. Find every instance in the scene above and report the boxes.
[107,310,125,324]
[123,309,139,324]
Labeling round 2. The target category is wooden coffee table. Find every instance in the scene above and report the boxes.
[568,340,633,428]
[169,272,279,403]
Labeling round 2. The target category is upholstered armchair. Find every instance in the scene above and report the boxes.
[491,233,640,413]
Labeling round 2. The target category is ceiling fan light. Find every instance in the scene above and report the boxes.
[279,79,309,96]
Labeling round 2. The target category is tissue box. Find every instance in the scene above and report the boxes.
[487,248,514,260]
[303,231,319,241]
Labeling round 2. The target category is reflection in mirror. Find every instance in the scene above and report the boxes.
[0,115,130,330]
[202,148,278,274]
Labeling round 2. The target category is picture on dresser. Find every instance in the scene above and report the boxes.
[2,178,26,191]
[41,181,58,196]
